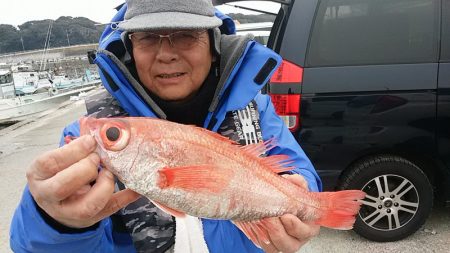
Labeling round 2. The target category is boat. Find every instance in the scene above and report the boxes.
[51,69,101,90]
[0,20,103,125]
[0,85,99,125]
[0,68,101,125]
[10,64,54,95]
[11,63,100,95]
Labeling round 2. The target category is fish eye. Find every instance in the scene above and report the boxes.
[100,121,130,151]
[106,127,120,142]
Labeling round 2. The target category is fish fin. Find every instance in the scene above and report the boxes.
[158,165,232,193]
[196,127,239,145]
[240,139,276,156]
[233,220,271,248]
[151,200,186,218]
[260,155,295,173]
[240,139,295,173]
[313,190,366,229]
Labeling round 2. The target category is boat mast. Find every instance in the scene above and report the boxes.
[39,20,53,73]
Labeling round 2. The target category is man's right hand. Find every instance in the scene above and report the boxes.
[27,135,141,229]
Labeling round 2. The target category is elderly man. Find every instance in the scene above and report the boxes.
[10,0,321,252]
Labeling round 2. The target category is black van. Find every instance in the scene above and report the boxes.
[215,0,450,242]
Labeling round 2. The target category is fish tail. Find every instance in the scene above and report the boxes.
[312,190,366,230]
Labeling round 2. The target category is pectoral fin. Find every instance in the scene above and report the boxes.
[241,139,295,174]
[158,165,232,193]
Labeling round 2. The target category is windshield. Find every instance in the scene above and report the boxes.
[0,73,13,84]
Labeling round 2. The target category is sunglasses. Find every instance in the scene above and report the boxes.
[128,30,207,50]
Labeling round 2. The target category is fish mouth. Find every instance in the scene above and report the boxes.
[79,117,93,136]
[79,117,109,164]
[79,117,132,183]
[79,117,103,145]
[89,132,117,177]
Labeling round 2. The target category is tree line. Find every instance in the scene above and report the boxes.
[0,14,274,55]
[0,17,105,55]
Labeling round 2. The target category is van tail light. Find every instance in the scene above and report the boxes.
[269,60,303,132]
[270,94,301,131]
[270,60,303,83]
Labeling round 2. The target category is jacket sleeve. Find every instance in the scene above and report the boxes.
[9,121,129,253]
[255,94,322,192]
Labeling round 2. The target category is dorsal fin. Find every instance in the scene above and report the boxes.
[189,128,295,174]
[262,155,293,166]
[260,155,295,173]
[194,126,239,145]
[240,138,294,174]
[240,139,276,157]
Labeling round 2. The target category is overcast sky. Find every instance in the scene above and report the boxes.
[0,0,280,27]
[0,0,124,26]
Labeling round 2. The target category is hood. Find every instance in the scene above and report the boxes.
[92,4,281,130]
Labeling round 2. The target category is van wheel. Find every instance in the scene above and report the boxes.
[338,155,433,242]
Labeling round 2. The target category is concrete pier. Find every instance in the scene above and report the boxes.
[0,94,88,253]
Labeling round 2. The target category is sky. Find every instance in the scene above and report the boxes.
[0,0,125,26]
[0,0,280,27]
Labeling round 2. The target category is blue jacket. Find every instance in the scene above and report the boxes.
[10,5,322,253]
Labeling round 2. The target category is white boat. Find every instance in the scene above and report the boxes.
[12,64,100,95]
[12,66,53,95]
[0,85,99,125]
[52,75,84,89]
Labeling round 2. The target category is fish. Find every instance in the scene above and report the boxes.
[79,117,366,246]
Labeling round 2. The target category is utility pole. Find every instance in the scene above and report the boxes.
[66,29,71,47]
[20,36,25,52]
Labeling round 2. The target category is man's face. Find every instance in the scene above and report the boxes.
[131,30,213,102]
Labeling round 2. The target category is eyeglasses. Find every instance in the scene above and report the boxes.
[128,30,207,50]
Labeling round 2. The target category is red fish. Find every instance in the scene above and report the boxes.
[80,117,365,246]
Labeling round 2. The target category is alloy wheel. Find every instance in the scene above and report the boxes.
[359,174,419,231]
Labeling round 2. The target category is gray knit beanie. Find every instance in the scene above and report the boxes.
[118,0,223,32]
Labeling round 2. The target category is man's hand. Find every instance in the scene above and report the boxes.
[27,135,140,229]
[260,174,320,253]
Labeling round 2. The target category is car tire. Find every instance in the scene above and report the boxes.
[338,155,433,242]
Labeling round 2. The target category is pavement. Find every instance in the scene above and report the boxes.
[301,205,449,253]
[0,94,89,253]
[0,90,448,253]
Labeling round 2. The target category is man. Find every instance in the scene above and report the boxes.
[10,0,322,252]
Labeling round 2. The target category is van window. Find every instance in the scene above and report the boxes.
[307,0,439,67]
[442,0,450,61]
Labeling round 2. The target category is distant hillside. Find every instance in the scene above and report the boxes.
[227,13,275,24]
[0,16,104,55]
[0,14,274,55]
